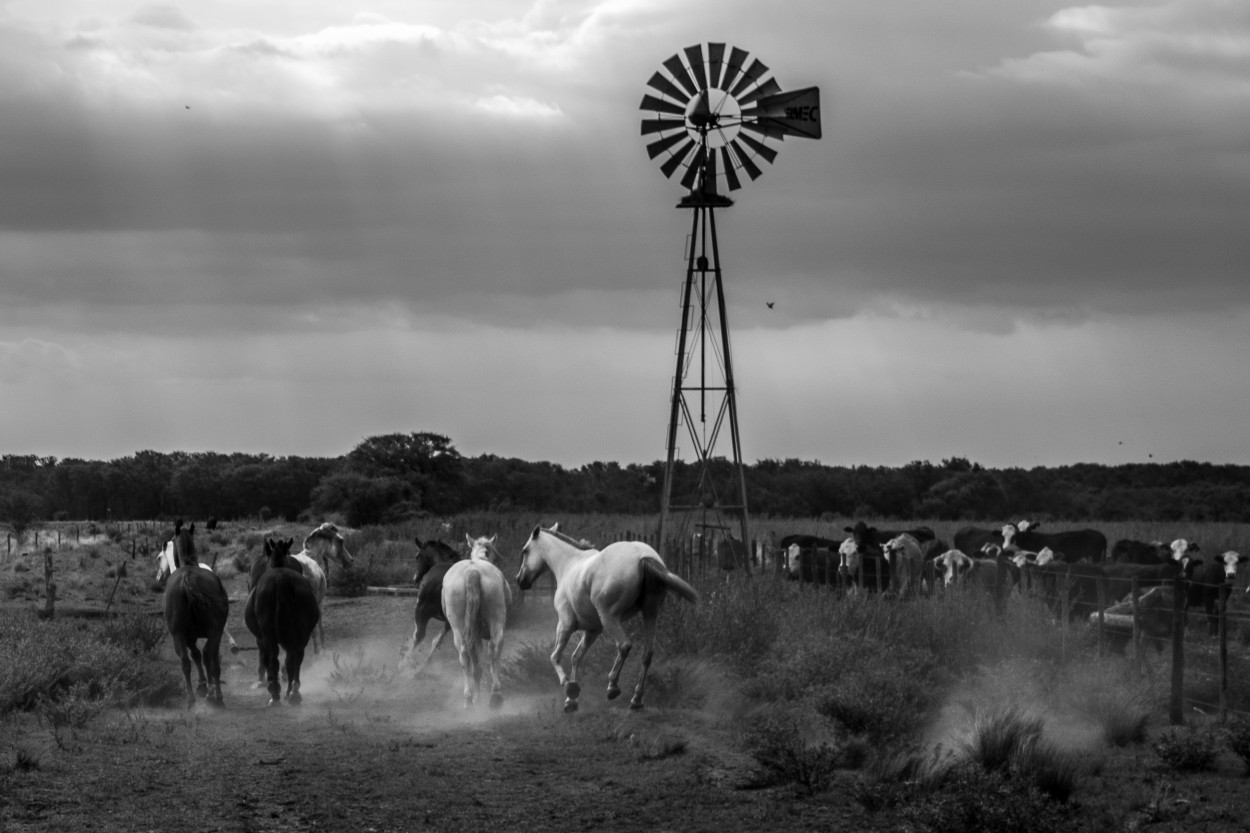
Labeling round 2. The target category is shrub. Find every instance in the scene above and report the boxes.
[100,613,167,654]
[1153,728,1219,772]
[740,708,841,794]
[1224,720,1250,774]
[897,762,1078,833]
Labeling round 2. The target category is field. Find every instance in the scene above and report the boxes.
[3,516,1250,832]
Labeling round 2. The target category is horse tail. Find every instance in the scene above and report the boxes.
[463,567,482,646]
[640,557,700,605]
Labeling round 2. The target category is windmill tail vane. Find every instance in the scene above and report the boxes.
[640,42,821,200]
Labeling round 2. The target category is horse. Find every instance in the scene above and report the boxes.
[162,520,229,708]
[155,536,240,653]
[246,537,321,706]
[515,523,699,713]
[398,538,463,671]
[440,534,512,709]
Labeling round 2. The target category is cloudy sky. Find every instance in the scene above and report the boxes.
[2,0,1248,469]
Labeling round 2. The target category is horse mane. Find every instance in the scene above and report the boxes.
[417,538,461,562]
[543,527,596,551]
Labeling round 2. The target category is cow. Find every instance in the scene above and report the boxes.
[880,534,924,599]
[1001,522,1107,564]
[844,521,935,552]
[1187,551,1247,636]
[783,542,840,586]
[830,537,891,593]
[1111,538,1199,566]
[953,526,1005,559]
[1101,559,1186,605]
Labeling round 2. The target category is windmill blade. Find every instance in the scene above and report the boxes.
[729,58,768,98]
[646,131,688,159]
[660,138,697,179]
[707,43,726,90]
[730,139,764,180]
[641,117,686,136]
[646,71,690,104]
[720,46,749,91]
[663,54,700,98]
[684,45,708,91]
[737,77,781,106]
[639,94,687,117]
[734,131,778,164]
[739,118,789,140]
[719,146,742,191]
[679,145,706,190]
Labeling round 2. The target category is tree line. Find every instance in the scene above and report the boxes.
[3,433,1250,534]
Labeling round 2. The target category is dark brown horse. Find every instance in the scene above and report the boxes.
[245,537,320,706]
[163,520,229,708]
[399,538,463,671]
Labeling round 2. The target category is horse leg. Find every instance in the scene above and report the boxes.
[566,630,601,709]
[451,626,475,708]
[263,640,282,706]
[285,644,305,705]
[173,638,196,709]
[204,634,225,707]
[628,614,660,711]
[487,620,505,710]
[600,618,632,701]
[549,620,580,712]
[422,622,452,671]
[187,641,208,698]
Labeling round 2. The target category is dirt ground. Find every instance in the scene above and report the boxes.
[5,549,1250,832]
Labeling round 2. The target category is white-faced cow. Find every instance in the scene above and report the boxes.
[1001,522,1107,564]
[881,534,924,599]
[1187,551,1247,636]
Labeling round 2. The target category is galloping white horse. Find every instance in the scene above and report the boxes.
[292,522,355,653]
[441,533,511,709]
[515,523,699,713]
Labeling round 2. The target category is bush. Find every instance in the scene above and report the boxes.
[1224,720,1250,774]
[897,762,1078,833]
[1153,728,1219,772]
[100,613,167,654]
[740,708,841,794]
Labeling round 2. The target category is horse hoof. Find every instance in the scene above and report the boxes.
[629,698,644,711]
[267,698,280,707]
[196,683,208,697]
[606,685,621,700]
[489,693,503,710]
[287,692,302,706]
[565,681,581,699]
[563,699,579,714]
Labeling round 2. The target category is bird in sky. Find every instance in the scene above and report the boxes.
[766,301,775,309]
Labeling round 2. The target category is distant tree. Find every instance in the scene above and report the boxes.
[0,489,45,547]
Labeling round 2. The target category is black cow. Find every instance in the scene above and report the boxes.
[1186,551,1247,636]
[1002,522,1107,563]
[784,546,841,586]
[953,526,1005,559]
[1102,560,1185,605]
[1110,538,1170,565]
[844,521,935,550]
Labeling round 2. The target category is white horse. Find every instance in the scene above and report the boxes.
[292,522,354,653]
[441,534,511,709]
[515,523,699,713]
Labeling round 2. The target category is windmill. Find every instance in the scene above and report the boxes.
[640,42,821,565]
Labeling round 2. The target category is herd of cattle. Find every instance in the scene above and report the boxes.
[776,520,1248,636]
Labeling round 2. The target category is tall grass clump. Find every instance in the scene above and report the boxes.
[0,609,182,717]
[1152,727,1219,772]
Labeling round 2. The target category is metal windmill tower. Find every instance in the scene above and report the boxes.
[640,43,822,561]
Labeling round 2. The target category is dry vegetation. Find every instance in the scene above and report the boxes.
[2,514,1250,831]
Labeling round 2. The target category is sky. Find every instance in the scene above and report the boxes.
[2,0,1249,470]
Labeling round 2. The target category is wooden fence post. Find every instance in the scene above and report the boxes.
[1096,574,1106,657]
[1170,576,1185,725]
[1219,585,1229,724]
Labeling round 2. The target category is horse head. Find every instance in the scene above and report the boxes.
[265,537,295,569]
[412,537,460,585]
[516,525,553,590]
[306,522,355,569]
[173,519,198,568]
[467,533,502,566]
